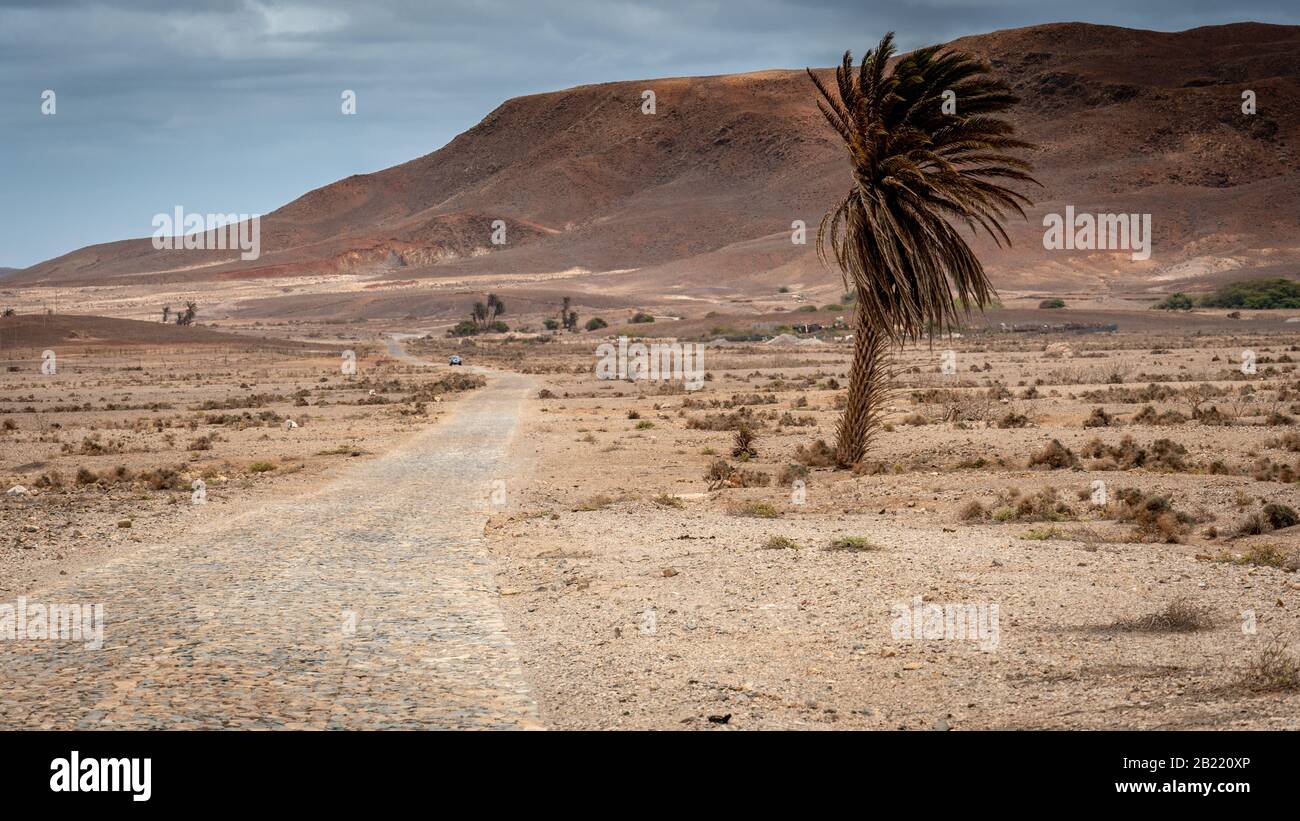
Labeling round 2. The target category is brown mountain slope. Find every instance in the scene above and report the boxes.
[15,22,1300,299]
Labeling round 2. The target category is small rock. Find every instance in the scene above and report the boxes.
[661,568,678,577]
[6,486,27,496]
[935,718,950,731]
[117,519,132,529]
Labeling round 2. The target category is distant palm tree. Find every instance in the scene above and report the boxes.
[162,305,171,324]
[808,33,1037,466]
[176,301,198,326]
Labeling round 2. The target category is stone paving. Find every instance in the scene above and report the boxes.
[0,348,542,729]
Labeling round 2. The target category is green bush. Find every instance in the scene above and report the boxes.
[1038,298,1066,309]
[1152,293,1194,310]
[630,312,655,324]
[584,317,608,331]
[1200,278,1300,310]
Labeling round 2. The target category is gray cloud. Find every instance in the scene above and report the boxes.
[2,0,1297,267]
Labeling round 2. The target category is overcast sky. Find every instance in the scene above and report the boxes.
[2,0,1297,269]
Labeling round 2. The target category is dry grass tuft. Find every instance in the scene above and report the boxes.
[1109,597,1214,633]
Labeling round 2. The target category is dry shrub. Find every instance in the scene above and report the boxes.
[1082,407,1113,428]
[731,425,758,458]
[958,499,987,521]
[1028,439,1077,469]
[777,463,809,487]
[687,408,760,431]
[1132,405,1187,425]
[777,412,817,427]
[997,411,1030,428]
[761,535,801,550]
[1111,488,1195,543]
[573,494,613,511]
[1079,435,1188,472]
[1213,543,1296,569]
[139,466,185,490]
[1239,638,1300,692]
[1109,596,1213,633]
[706,459,770,489]
[1273,431,1300,452]
[794,439,836,468]
[34,470,64,489]
[1250,457,1298,484]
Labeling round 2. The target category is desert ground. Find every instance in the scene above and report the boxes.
[2,304,1300,729]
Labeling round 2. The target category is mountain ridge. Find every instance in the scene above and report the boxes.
[13,21,1300,306]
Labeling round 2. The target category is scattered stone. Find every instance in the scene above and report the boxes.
[6,486,27,496]
[117,519,132,529]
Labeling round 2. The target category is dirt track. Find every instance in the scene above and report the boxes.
[0,349,541,730]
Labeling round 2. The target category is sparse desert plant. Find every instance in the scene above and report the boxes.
[997,410,1030,428]
[139,466,184,490]
[777,463,809,487]
[1109,597,1213,633]
[1239,637,1300,692]
[731,424,758,458]
[728,500,779,518]
[573,494,613,511]
[1233,503,1299,538]
[826,536,878,552]
[1111,489,1195,543]
[793,439,836,468]
[761,535,802,550]
[652,493,684,508]
[248,461,276,474]
[1213,543,1294,569]
[1029,439,1077,469]
[1082,407,1113,428]
[808,33,1035,467]
[958,499,987,521]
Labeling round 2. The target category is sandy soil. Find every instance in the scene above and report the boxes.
[1,325,484,595]
[4,308,1300,729]
[434,323,1300,729]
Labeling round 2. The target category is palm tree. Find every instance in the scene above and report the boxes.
[808,33,1037,466]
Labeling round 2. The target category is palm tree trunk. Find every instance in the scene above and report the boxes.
[835,299,891,467]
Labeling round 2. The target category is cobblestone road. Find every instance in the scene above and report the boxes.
[0,349,542,729]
